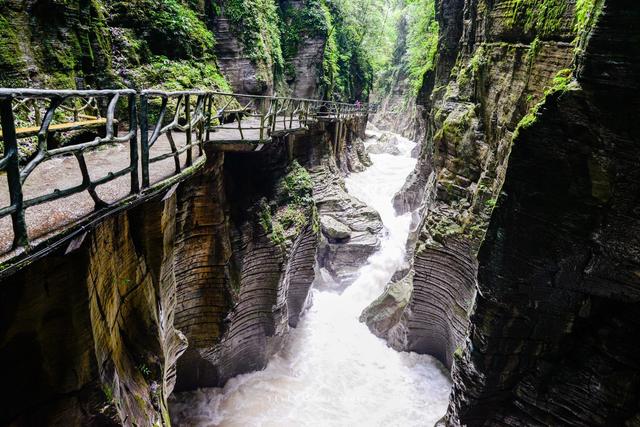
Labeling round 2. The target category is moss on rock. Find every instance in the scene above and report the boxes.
[509,0,568,37]
[0,15,27,87]
[259,160,316,246]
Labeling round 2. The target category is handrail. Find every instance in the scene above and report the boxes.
[0,88,374,253]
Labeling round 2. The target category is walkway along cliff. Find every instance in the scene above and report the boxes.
[0,89,375,426]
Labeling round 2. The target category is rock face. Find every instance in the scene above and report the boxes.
[290,118,383,290]
[388,0,593,372]
[172,137,323,390]
[286,36,325,98]
[0,114,371,424]
[172,150,235,390]
[366,133,403,155]
[447,2,640,424]
[321,215,351,240]
[213,17,273,94]
[360,272,413,349]
[378,0,640,424]
[0,195,187,426]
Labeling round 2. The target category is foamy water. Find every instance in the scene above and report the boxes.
[170,131,451,427]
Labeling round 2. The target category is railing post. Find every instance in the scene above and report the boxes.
[140,93,150,188]
[129,93,139,194]
[259,98,265,141]
[0,98,28,248]
[205,94,212,142]
[185,94,192,166]
[197,95,204,155]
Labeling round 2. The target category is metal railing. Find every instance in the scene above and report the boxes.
[0,88,373,252]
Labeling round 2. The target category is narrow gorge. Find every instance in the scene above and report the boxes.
[0,0,638,426]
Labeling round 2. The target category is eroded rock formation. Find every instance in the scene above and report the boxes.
[366,0,640,424]
[0,194,186,426]
[290,118,383,290]
[173,139,321,390]
[0,114,372,425]
[386,0,593,370]
[448,2,640,424]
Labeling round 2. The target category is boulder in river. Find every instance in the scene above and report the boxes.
[359,271,413,350]
[367,133,403,155]
[320,215,351,241]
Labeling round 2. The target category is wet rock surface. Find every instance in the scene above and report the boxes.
[447,2,640,424]
[0,116,372,424]
[390,0,584,373]
[213,17,272,94]
[366,133,403,155]
[0,195,187,426]
[291,119,384,291]
[360,272,413,350]
[320,215,351,241]
[380,0,640,424]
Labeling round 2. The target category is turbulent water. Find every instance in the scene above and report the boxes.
[170,130,451,427]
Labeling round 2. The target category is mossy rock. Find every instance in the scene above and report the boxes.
[0,14,27,86]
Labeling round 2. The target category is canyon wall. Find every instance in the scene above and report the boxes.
[212,0,283,94]
[0,194,186,426]
[447,1,640,424]
[0,0,231,91]
[0,116,371,425]
[367,0,640,424]
[379,0,587,369]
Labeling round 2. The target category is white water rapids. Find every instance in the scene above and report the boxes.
[170,130,451,426]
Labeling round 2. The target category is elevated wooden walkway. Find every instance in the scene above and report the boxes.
[0,88,373,272]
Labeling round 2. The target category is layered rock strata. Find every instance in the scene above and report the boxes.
[290,118,383,290]
[448,2,640,424]
[367,0,640,424]
[0,193,186,426]
[174,140,320,390]
[385,0,593,371]
[285,35,325,98]
[0,115,372,424]
[213,16,274,95]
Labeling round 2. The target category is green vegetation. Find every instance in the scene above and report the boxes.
[549,68,573,93]
[279,0,328,60]
[453,347,464,360]
[513,68,575,140]
[528,37,542,62]
[217,0,284,75]
[137,363,152,378]
[259,161,316,246]
[404,0,439,94]
[485,198,498,209]
[510,0,568,37]
[110,0,214,59]
[574,0,602,36]
[129,57,231,91]
[370,0,439,99]
[0,15,26,87]
[0,0,234,90]
[102,384,114,403]
[0,0,436,102]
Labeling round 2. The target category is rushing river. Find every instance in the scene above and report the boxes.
[170,130,451,426]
